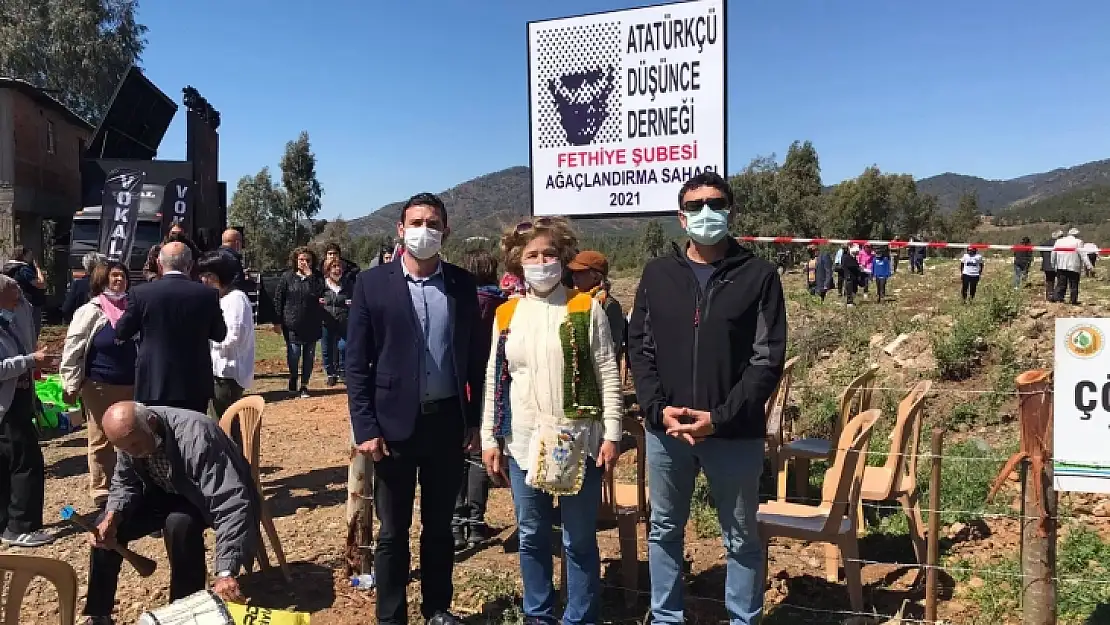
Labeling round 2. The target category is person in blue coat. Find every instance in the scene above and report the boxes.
[872,247,894,303]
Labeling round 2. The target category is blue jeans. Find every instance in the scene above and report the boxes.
[646,431,764,625]
[1013,264,1029,289]
[321,326,346,378]
[509,458,602,625]
[285,340,316,387]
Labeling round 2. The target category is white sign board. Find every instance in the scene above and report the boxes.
[1054,318,1110,493]
[527,0,726,217]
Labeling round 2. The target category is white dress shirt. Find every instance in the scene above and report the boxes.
[211,289,255,389]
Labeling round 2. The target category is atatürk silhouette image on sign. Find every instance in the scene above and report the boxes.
[548,66,617,145]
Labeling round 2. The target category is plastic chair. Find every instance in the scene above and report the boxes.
[758,409,881,612]
[218,395,292,583]
[765,356,800,499]
[859,380,931,564]
[777,365,878,501]
[0,554,78,625]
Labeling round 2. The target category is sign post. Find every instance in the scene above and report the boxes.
[527,0,726,217]
[1054,319,1110,493]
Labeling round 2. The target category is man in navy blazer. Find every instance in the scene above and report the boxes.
[116,242,227,413]
[346,192,484,625]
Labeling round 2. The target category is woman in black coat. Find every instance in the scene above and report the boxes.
[273,247,325,397]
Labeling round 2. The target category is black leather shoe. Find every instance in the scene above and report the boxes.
[452,526,467,552]
[426,612,463,625]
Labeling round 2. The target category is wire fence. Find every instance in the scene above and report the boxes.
[346,381,1110,625]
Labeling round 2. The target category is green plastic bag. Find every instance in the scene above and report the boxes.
[35,374,80,431]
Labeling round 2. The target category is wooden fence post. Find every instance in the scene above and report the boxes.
[925,427,943,624]
[1017,371,1056,625]
[985,370,1057,625]
[345,426,374,577]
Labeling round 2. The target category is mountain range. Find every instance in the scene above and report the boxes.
[346,158,1110,238]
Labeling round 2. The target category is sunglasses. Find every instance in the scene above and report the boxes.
[681,197,730,213]
[515,217,554,233]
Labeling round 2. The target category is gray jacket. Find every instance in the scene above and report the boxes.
[107,406,260,573]
[0,297,37,422]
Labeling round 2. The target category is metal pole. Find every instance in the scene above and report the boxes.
[925,427,943,623]
[1018,457,1028,609]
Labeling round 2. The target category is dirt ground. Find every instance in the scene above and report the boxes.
[15,264,1110,624]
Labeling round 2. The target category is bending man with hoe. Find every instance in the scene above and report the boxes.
[81,401,260,625]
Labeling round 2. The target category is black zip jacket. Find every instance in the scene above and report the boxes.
[628,240,787,439]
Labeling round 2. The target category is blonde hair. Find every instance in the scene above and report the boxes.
[500,217,578,278]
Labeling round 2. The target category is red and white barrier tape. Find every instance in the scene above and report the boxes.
[736,235,1108,255]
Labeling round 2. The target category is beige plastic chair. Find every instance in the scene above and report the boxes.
[219,395,292,583]
[859,380,931,564]
[758,408,881,613]
[0,554,78,625]
[765,356,800,499]
[777,365,878,501]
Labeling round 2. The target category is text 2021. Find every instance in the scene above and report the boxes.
[609,192,640,206]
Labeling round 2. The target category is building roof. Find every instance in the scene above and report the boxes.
[0,76,94,131]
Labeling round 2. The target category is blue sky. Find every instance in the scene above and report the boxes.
[138,0,1110,220]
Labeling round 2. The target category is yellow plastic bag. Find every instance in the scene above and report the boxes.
[225,602,311,625]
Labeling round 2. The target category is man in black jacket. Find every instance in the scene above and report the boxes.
[116,243,227,413]
[218,229,247,290]
[628,172,786,625]
[1040,230,1062,302]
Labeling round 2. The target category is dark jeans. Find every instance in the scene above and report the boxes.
[875,277,888,301]
[0,388,43,534]
[835,268,844,294]
[374,405,464,624]
[844,276,858,305]
[1055,270,1081,304]
[1044,270,1057,301]
[321,326,347,378]
[210,377,244,420]
[84,490,209,616]
[961,275,980,300]
[454,451,490,528]
[285,340,316,388]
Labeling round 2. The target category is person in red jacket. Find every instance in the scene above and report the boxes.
[452,248,506,550]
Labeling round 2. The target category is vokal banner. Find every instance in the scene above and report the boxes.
[160,177,194,235]
[99,168,145,262]
[527,0,726,217]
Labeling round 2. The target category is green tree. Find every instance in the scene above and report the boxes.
[775,140,823,236]
[827,166,889,239]
[228,167,287,270]
[316,217,353,258]
[640,219,667,258]
[0,0,147,120]
[948,192,981,240]
[279,131,324,245]
[729,155,781,236]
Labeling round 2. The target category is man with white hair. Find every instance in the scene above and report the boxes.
[1051,228,1093,305]
[116,242,226,412]
[82,401,260,624]
[0,274,54,547]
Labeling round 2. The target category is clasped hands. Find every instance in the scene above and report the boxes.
[662,406,715,445]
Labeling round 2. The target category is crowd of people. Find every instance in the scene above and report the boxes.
[797,227,1102,306]
[3,171,1103,624]
[344,172,786,625]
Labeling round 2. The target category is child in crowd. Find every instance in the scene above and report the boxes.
[872,247,893,302]
[858,244,874,295]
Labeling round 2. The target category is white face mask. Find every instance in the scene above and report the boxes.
[684,206,730,245]
[522,261,563,293]
[403,226,443,260]
[103,290,127,301]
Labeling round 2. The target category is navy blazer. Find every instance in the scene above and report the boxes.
[116,273,227,405]
[346,260,485,444]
